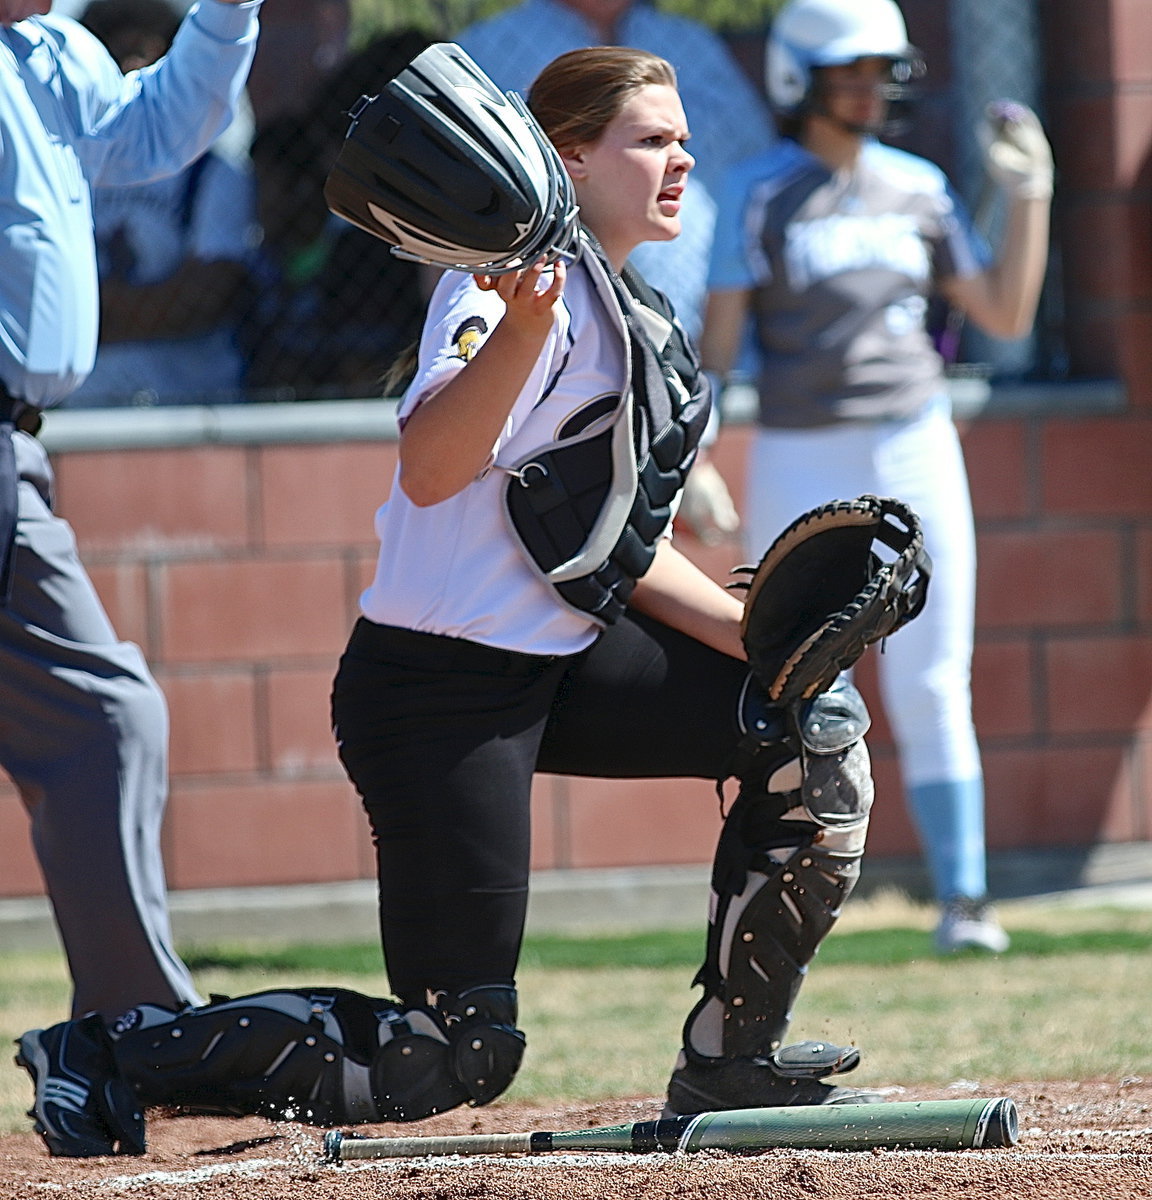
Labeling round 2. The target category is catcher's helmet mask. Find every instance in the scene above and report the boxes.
[324,43,581,275]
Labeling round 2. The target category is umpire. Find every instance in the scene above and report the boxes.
[0,0,261,1025]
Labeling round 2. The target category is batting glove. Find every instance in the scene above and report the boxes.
[677,457,741,546]
[978,100,1054,201]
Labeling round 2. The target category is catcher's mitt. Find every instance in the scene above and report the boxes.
[732,495,931,706]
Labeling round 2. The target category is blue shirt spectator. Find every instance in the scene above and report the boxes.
[67,0,258,407]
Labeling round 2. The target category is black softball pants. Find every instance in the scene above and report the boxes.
[331,612,750,1006]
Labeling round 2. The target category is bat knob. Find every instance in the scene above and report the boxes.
[980,1098,1020,1147]
[323,1129,345,1163]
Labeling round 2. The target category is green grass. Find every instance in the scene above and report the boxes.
[187,922,1152,974]
[5,894,1152,1134]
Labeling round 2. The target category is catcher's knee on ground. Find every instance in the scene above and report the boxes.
[672,679,874,1103]
[112,984,525,1124]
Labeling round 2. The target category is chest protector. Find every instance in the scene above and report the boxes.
[501,232,711,625]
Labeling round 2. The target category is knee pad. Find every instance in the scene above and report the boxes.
[734,674,873,831]
[370,985,525,1123]
[793,680,874,830]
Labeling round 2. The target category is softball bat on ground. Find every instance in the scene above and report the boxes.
[322,1096,1019,1160]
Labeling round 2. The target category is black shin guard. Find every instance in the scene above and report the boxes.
[111,988,394,1125]
[683,828,867,1061]
[683,679,873,1066]
[111,984,526,1126]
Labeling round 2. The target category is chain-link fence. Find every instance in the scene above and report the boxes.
[947,0,1060,379]
[72,0,1058,410]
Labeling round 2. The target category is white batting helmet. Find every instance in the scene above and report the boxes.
[766,0,922,117]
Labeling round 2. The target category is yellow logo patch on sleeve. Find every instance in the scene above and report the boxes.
[450,316,489,362]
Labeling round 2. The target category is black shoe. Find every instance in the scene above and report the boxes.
[15,1014,146,1157]
[664,1045,887,1117]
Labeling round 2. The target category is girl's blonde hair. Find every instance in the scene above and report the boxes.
[528,46,678,153]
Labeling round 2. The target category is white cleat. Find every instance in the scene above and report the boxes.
[935,896,1010,954]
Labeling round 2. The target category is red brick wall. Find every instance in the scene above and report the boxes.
[2,399,1148,898]
[699,413,1152,864]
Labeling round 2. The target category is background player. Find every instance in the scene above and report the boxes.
[702,0,1053,952]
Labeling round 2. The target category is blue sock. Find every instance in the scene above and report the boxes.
[905,777,988,903]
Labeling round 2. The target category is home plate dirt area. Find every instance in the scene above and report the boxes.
[4,1079,1152,1199]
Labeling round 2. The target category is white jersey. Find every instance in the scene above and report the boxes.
[361,258,626,656]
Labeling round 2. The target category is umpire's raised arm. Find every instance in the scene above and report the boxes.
[80,0,263,191]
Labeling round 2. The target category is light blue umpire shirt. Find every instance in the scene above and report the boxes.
[0,0,261,409]
[0,0,259,596]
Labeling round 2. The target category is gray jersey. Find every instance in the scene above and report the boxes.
[710,139,989,427]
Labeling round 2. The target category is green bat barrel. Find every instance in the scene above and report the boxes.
[548,1098,1018,1154]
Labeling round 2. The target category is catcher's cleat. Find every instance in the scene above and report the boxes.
[15,1014,145,1157]
[663,1048,886,1117]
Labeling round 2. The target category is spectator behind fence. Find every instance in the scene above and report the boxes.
[241,31,433,400]
[66,0,256,408]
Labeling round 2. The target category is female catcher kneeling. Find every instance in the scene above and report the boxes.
[24,44,928,1156]
[323,43,913,1123]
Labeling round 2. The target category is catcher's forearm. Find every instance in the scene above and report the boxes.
[629,540,746,660]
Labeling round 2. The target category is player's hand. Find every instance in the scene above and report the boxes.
[978,100,1053,201]
[676,457,741,546]
[475,258,566,336]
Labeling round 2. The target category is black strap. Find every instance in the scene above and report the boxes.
[502,234,711,625]
[0,383,20,606]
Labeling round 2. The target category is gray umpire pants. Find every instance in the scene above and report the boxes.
[0,431,203,1020]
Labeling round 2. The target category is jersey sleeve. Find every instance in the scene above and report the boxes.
[60,0,261,188]
[400,270,568,449]
[707,159,760,291]
[931,178,994,282]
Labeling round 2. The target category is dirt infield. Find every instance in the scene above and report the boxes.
[4,1078,1151,1199]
